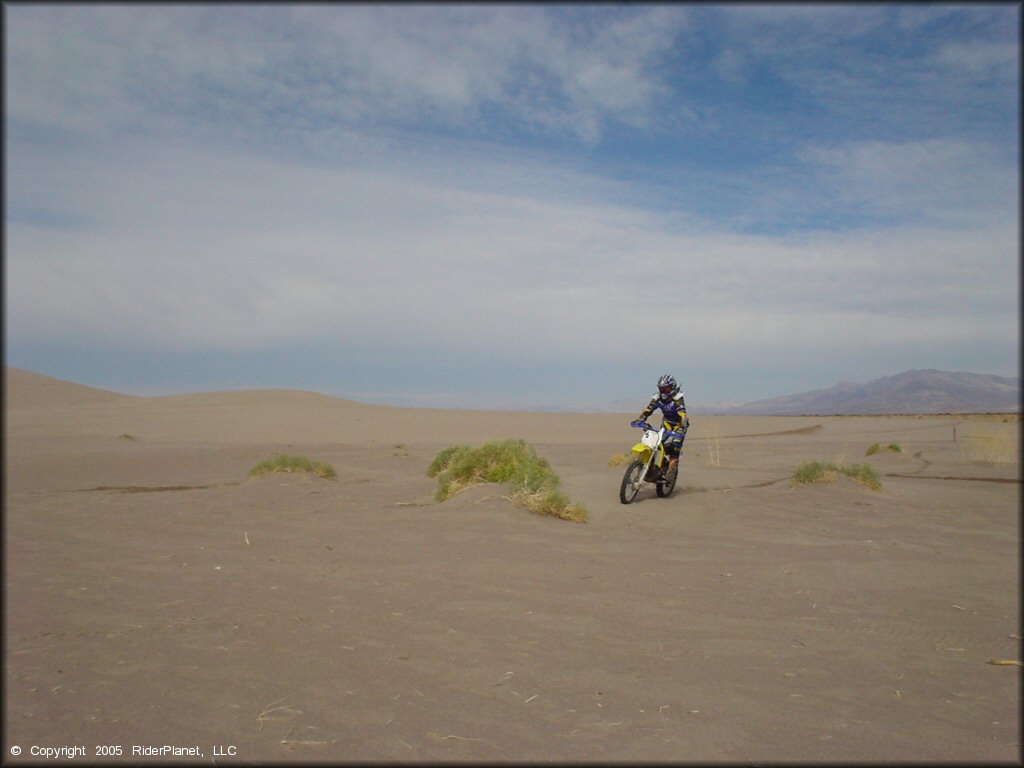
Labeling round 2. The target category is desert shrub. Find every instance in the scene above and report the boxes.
[792,460,837,486]
[427,444,466,477]
[510,487,587,523]
[866,442,902,456]
[428,438,587,522]
[608,452,631,467]
[844,463,883,490]
[792,460,881,491]
[249,454,337,479]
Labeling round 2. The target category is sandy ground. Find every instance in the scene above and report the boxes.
[4,367,1020,763]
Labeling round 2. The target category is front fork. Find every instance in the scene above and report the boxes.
[635,445,665,481]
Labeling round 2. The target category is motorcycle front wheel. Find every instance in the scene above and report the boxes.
[620,459,643,504]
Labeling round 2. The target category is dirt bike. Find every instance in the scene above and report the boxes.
[619,421,681,504]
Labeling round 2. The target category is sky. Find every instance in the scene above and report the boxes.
[4,4,1020,411]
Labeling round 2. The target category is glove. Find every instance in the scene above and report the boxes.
[631,419,648,429]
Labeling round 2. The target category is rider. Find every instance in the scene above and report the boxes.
[631,374,689,471]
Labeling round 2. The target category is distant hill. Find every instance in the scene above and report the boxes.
[717,370,1021,415]
[4,366,138,410]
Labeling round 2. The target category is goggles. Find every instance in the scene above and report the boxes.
[659,385,675,395]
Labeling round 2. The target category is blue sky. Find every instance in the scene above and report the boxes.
[4,4,1019,411]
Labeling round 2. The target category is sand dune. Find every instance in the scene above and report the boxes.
[4,367,1020,762]
[5,367,139,410]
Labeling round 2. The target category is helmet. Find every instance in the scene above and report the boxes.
[657,374,678,399]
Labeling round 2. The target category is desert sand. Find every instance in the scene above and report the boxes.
[4,366,1020,763]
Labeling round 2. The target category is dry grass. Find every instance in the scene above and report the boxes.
[508,488,588,524]
[866,442,902,456]
[792,460,882,491]
[608,452,631,467]
[249,454,337,479]
[706,425,722,468]
[960,422,1020,465]
[428,439,587,523]
[257,698,302,731]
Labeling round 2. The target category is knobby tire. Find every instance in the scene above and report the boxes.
[620,459,643,504]
[657,462,678,497]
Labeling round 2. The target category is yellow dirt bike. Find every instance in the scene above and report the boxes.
[619,421,680,504]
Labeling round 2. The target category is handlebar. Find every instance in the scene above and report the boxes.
[632,420,683,439]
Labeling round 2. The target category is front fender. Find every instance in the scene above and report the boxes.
[631,443,652,462]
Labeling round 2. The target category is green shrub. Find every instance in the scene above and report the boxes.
[792,460,837,485]
[844,462,883,490]
[249,454,337,479]
[428,439,587,522]
[792,460,881,491]
[866,442,902,456]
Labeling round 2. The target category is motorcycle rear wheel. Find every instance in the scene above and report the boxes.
[656,462,678,497]
[619,459,643,504]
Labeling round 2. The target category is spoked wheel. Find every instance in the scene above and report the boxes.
[620,459,643,504]
[656,461,678,497]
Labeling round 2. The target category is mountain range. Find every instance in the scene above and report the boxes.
[4,366,1020,416]
[713,369,1020,415]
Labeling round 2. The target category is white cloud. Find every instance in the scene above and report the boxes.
[799,138,1017,228]
[5,5,688,146]
[7,137,1016,371]
[935,40,1019,78]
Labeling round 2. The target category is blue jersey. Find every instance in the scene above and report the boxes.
[639,392,688,428]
